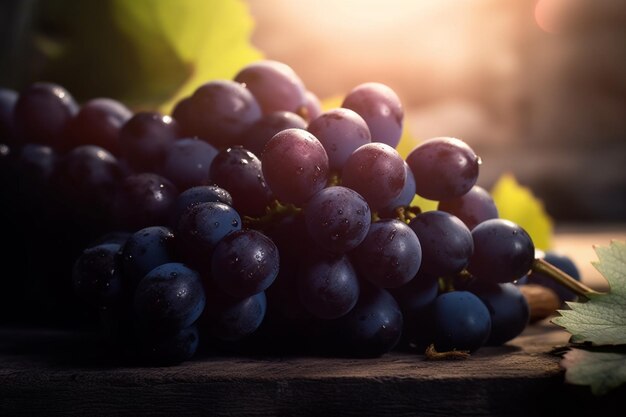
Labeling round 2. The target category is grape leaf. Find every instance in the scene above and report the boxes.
[552,241,626,345]
[27,0,261,111]
[561,348,626,395]
[490,173,553,250]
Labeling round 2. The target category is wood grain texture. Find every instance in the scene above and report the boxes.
[1,322,623,417]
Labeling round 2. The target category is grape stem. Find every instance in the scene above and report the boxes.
[531,258,604,299]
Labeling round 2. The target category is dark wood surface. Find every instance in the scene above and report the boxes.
[1,321,623,417]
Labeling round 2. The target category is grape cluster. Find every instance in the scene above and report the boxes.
[1,60,540,364]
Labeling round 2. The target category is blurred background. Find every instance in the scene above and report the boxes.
[1,0,625,223]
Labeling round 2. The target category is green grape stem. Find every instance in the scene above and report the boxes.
[531,258,603,299]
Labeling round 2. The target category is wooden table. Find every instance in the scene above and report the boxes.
[1,227,625,416]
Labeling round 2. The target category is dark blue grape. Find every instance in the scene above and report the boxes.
[342,142,406,210]
[307,108,371,171]
[209,146,272,216]
[170,185,233,227]
[298,253,360,319]
[519,251,581,302]
[211,229,279,298]
[134,263,206,331]
[72,243,125,307]
[51,145,124,225]
[304,186,371,254]
[119,111,179,172]
[121,226,176,287]
[0,88,18,145]
[234,60,306,115]
[472,283,529,346]
[341,82,404,148]
[187,80,262,148]
[175,201,242,271]
[438,185,498,230]
[87,231,131,248]
[351,219,422,288]
[13,82,78,148]
[113,173,178,231]
[468,219,535,283]
[389,272,439,349]
[409,211,473,276]
[16,144,58,197]
[239,111,307,156]
[139,325,199,366]
[261,128,329,205]
[406,137,480,201]
[379,161,416,218]
[432,291,491,352]
[328,283,403,357]
[161,138,218,191]
[265,255,312,321]
[202,286,267,342]
[66,98,132,154]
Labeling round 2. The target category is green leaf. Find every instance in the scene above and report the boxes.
[561,348,626,395]
[28,0,260,110]
[490,173,553,250]
[553,241,626,345]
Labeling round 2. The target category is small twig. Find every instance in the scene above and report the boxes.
[424,344,470,360]
[531,258,604,300]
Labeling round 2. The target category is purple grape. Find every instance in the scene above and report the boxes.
[409,210,473,276]
[307,108,371,171]
[379,161,416,218]
[261,128,329,205]
[342,142,406,211]
[406,137,480,201]
[187,80,262,148]
[66,98,132,154]
[351,219,422,288]
[304,186,371,254]
[239,111,307,156]
[211,229,279,298]
[341,82,403,148]
[234,60,306,115]
[119,112,179,172]
[13,82,78,148]
[438,185,498,230]
[298,253,360,320]
[302,90,322,122]
[171,96,194,137]
[161,138,218,191]
[209,146,273,216]
[113,173,178,231]
[468,219,535,283]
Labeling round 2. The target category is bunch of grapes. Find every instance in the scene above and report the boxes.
[1,60,544,365]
